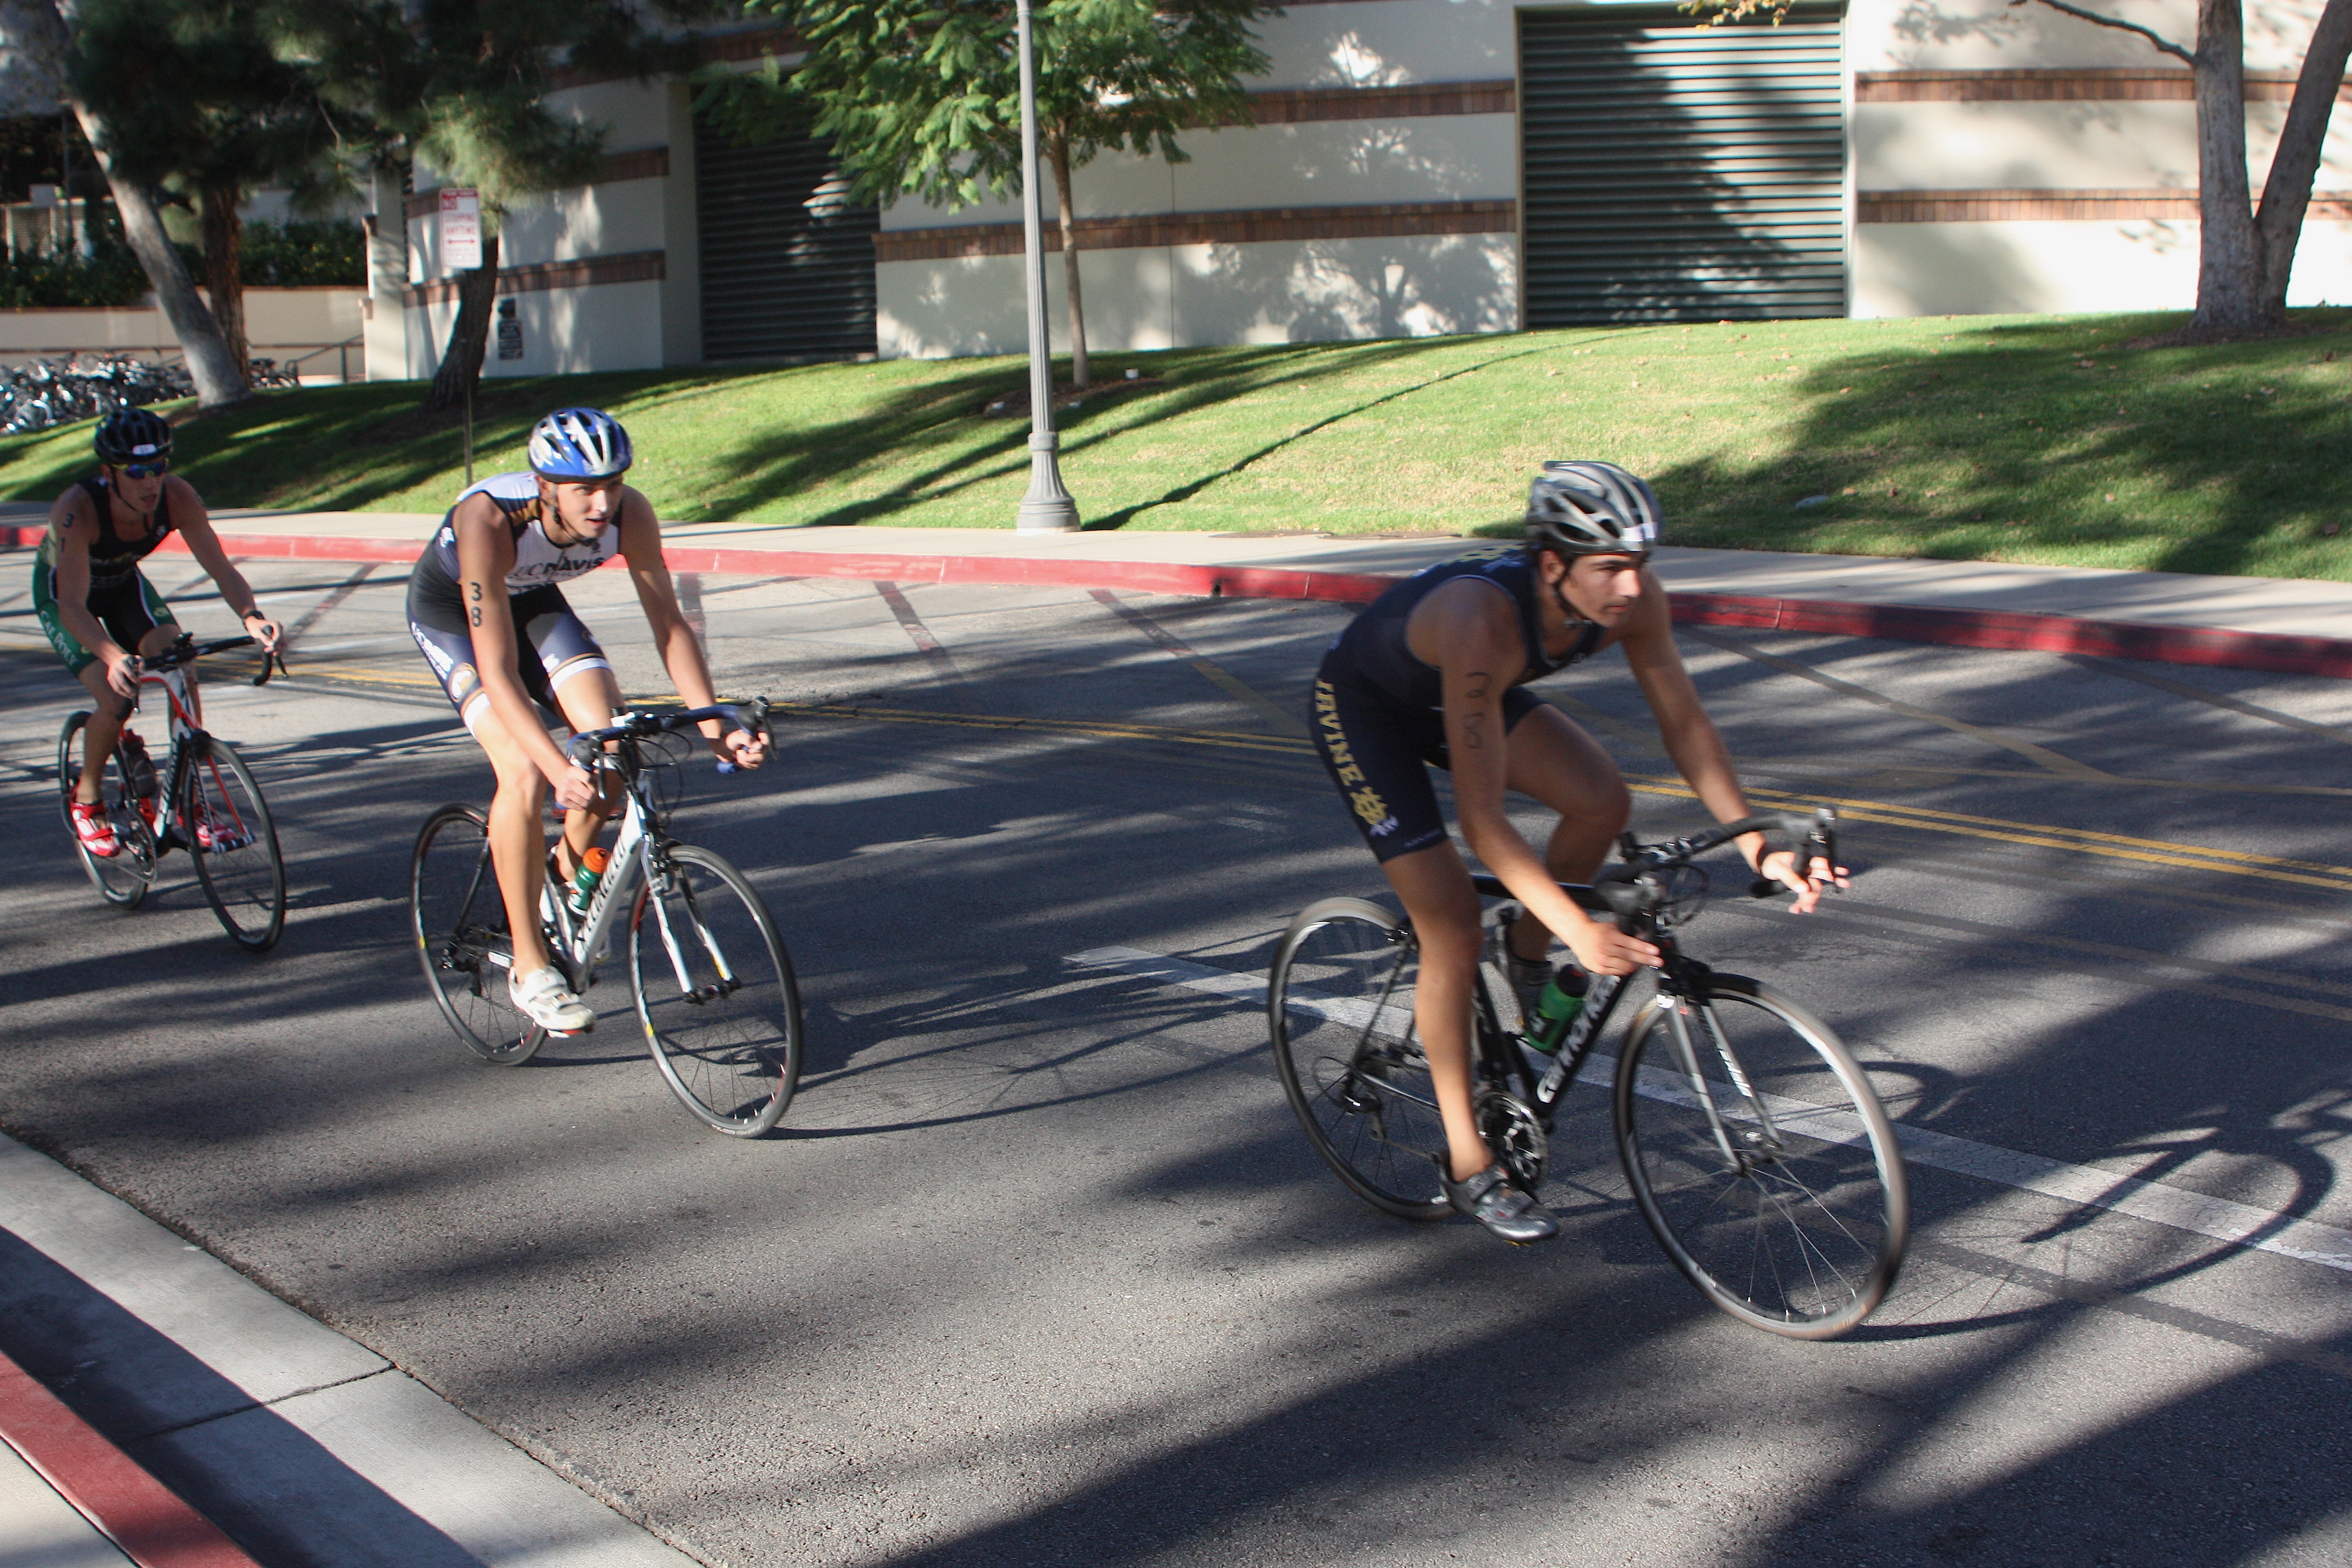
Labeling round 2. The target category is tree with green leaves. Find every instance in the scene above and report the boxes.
[710,0,1276,389]
[1691,0,2352,339]
[70,0,337,380]
[8,0,249,405]
[274,0,698,414]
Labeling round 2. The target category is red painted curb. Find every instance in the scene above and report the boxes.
[10,521,2351,678]
[0,1348,261,1568]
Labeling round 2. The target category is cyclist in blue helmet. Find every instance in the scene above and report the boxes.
[405,407,766,1035]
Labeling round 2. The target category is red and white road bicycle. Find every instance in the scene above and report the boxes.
[56,634,288,952]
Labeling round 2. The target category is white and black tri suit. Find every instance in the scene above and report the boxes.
[1312,546,1605,863]
[405,471,619,725]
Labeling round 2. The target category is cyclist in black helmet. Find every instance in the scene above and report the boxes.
[1308,460,1846,1244]
[37,407,282,859]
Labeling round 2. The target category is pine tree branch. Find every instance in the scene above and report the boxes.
[2019,0,2195,65]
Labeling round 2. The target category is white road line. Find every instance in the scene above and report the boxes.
[1069,945,2352,1275]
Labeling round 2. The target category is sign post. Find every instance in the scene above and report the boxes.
[439,189,483,483]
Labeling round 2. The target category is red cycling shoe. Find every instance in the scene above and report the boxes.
[69,799,119,858]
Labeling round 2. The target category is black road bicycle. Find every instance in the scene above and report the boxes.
[57,633,288,952]
[409,701,803,1136]
[1268,810,1909,1339]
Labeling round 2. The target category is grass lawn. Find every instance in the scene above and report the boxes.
[5,307,2350,580]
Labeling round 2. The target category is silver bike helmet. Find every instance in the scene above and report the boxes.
[1524,460,1662,558]
[527,407,633,480]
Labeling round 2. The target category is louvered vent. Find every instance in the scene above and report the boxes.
[694,113,879,360]
[1520,6,1847,325]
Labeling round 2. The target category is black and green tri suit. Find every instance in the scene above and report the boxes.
[1311,546,1604,863]
[33,475,181,678]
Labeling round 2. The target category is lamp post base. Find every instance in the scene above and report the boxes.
[1014,432,1080,532]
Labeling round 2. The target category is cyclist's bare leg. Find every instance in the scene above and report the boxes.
[1376,838,1494,1182]
[548,665,624,883]
[68,623,175,803]
[470,705,562,976]
[1499,705,1632,965]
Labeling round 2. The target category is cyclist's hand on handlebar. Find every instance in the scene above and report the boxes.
[106,653,140,700]
[712,727,767,770]
[547,761,598,813]
[1758,848,1849,913]
[1564,921,1660,977]
[246,614,284,654]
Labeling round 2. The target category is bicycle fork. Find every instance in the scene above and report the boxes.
[1654,968,1788,1178]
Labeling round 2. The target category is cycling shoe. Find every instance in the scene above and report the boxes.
[509,965,594,1034]
[1441,1162,1559,1245]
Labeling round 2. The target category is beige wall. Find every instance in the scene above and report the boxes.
[1849,0,2352,315]
[0,288,364,379]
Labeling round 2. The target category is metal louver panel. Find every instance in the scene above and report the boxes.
[694,113,878,361]
[1520,6,1847,325]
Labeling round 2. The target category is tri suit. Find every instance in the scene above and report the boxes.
[33,475,181,676]
[1312,546,1605,863]
[405,471,618,728]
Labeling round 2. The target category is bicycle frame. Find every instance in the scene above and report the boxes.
[537,739,745,1008]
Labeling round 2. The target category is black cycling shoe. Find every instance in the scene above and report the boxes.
[1441,1162,1560,1245]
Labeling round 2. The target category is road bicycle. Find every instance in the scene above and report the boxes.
[56,633,288,952]
[409,700,803,1136]
[1268,809,1909,1339]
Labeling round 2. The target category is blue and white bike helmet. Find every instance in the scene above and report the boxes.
[527,407,633,481]
[1525,460,1661,559]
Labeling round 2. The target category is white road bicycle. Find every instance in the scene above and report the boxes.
[409,700,803,1136]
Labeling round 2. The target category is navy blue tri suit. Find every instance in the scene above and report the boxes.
[1313,546,1605,863]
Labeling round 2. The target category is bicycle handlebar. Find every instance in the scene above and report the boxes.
[1468,806,1841,919]
[564,699,772,770]
[138,633,288,687]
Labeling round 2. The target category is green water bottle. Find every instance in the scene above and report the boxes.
[568,846,609,914]
[1527,974,1586,1054]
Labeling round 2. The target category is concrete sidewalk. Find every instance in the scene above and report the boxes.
[7,504,2352,676]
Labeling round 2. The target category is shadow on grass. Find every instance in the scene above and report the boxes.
[1653,306,2352,579]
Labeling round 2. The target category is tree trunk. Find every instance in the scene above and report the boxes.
[1047,130,1088,391]
[2253,0,2352,320]
[2190,0,2264,334]
[36,0,246,406]
[199,185,247,379]
[422,227,498,415]
[68,102,248,406]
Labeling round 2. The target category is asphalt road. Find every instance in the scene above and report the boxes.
[2,552,2349,1568]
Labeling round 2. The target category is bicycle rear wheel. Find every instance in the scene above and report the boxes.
[411,804,545,1065]
[57,711,156,907]
[1614,974,1908,1338]
[180,736,285,952]
[629,844,801,1136]
[1267,899,1450,1220]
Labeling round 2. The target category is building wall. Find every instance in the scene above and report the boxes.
[874,0,1527,357]
[1848,0,2352,314]
[367,1,2352,380]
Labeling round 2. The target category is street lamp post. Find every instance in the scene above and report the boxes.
[1012,0,1080,532]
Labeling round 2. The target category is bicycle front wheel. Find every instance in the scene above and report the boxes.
[1614,974,1908,1338]
[629,845,801,1136]
[411,804,544,1065]
[57,711,156,907]
[181,736,286,952]
[1267,899,1450,1220]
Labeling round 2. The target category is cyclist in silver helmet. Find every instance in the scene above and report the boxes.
[405,407,766,1035]
[37,407,282,859]
[1308,459,1845,1243]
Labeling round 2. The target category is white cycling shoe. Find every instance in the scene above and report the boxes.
[509,966,595,1035]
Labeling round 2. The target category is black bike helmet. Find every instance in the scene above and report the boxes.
[94,406,172,467]
[1524,460,1661,558]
